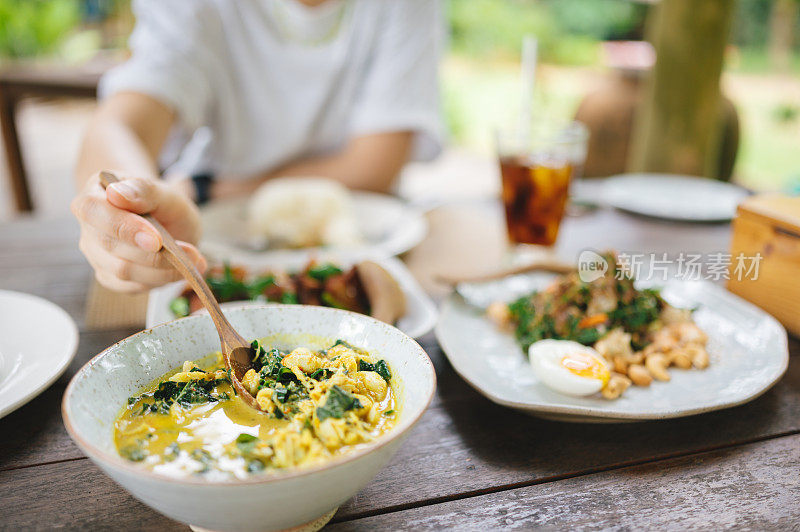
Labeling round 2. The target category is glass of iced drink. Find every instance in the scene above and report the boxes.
[496,122,588,246]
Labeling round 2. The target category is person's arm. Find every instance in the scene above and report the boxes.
[272,131,414,191]
[205,131,414,200]
[72,92,206,293]
[75,92,171,186]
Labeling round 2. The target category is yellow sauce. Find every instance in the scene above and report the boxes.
[114,339,398,480]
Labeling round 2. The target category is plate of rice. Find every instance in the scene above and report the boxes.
[198,177,428,265]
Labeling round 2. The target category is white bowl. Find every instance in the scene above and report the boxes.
[62,305,436,532]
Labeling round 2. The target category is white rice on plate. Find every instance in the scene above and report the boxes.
[248,177,362,249]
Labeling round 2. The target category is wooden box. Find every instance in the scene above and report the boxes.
[728,194,800,337]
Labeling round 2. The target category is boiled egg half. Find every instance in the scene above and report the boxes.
[529,339,610,397]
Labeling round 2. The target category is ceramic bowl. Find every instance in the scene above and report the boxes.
[62,305,436,532]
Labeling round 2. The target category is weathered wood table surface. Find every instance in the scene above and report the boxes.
[1,203,798,530]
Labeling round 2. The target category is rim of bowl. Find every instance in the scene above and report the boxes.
[62,304,437,486]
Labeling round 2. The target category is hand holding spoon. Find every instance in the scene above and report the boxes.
[98,171,262,411]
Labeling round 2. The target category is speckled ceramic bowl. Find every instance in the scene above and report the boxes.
[62,305,436,532]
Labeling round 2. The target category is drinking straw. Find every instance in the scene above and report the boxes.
[518,35,538,145]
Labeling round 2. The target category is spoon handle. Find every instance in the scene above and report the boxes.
[98,171,248,351]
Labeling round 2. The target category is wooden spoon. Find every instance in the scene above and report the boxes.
[98,171,262,411]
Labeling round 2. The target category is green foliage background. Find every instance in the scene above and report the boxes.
[0,0,80,59]
[448,0,647,65]
[0,0,796,64]
[0,0,795,190]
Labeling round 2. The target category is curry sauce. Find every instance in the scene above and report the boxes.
[114,339,398,480]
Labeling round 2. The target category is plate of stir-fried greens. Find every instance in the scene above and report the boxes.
[435,252,789,422]
[147,256,437,339]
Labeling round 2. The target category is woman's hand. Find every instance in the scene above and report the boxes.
[71,174,206,293]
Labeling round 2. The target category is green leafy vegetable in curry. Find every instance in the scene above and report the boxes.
[115,338,398,479]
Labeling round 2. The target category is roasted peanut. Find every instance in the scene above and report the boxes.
[610,351,644,375]
[673,322,708,345]
[595,328,633,359]
[627,363,653,386]
[660,306,693,325]
[649,329,677,353]
[613,355,629,375]
[686,344,710,369]
[486,301,512,330]
[602,373,632,399]
[645,353,671,381]
[669,350,693,370]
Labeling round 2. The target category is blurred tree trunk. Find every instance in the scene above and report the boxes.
[628,0,735,179]
[768,0,798,72]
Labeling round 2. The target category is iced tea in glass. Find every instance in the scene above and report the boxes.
[496,122,587,246]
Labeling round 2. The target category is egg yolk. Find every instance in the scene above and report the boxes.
[560,353,610,385]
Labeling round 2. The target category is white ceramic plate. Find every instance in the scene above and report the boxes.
[602,173,750,222]
[0,290,78,419]
[436,277,789,422]
[147,256,438,339]
[198,192,428,264]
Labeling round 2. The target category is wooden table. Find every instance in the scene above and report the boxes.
[1,204,798,530]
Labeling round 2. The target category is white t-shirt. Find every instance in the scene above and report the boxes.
[100,0,444,179]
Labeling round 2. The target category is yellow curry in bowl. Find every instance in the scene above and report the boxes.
[114,339,398,480]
